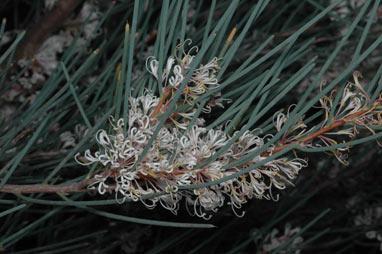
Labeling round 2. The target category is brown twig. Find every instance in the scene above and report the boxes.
[0,179,95,194]
[262,108,369,157]
[13,127,34,143]
[14,0,83,63]
[150,87,173,119]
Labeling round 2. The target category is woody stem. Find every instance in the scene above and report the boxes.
[0,179,96,194]
[267,108,368,156]
[0,104,371,193]
[150,88,173,119]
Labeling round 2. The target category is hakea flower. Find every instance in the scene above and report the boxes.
[253,223,304,254]
[276,71,382,165]
[354,206,382,252]
[146,39,222,112]
[273,105,310,143]
[75,38,382,219]
[315,72,382,163]
[60,131,76,149]
[75,89,307,219]
[60,124,89,150]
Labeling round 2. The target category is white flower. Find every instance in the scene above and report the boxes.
[140,93,159,115]
[146,57,159,79]
[255,223,304,254]
[60,131,76,149]
[74,41,313,219]
[169,65,183,87]
[88,174,110,195]
[44,0,57,10]
[75,99,306,218]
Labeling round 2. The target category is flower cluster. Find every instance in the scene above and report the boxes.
[146,39,226,114]
[75,40,382,219]
[354,206,382,252]
[60,124,89,150]
[276,71,382,165]
[253,223,304,254]
[314,72,382,164]
[75,41,307,218]
[75,91,307,219]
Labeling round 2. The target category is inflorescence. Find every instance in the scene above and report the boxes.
[75,40,382,219]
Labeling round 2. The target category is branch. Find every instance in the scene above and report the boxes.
[0,108,373,194]
[0,179,95,194]
[264,108,369,156]
[150,87,173,118]
[14,0,83,63]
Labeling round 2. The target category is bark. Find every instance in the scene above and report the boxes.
[14,0,83,63]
